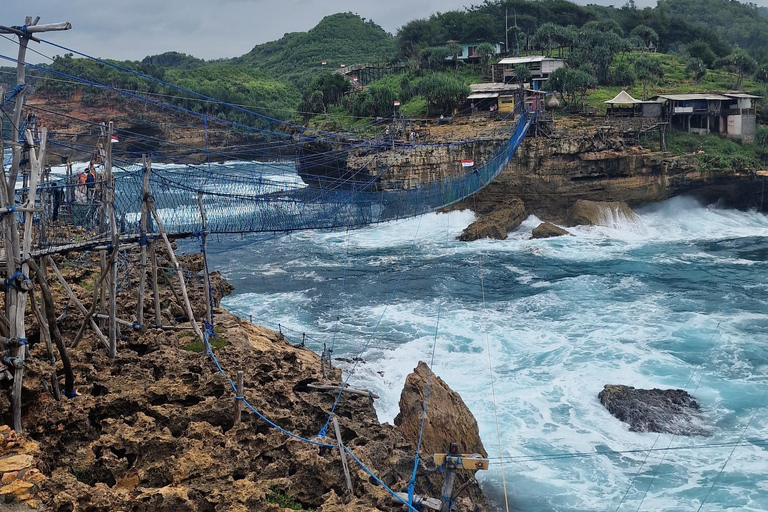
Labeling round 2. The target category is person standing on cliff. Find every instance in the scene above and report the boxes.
[51,182,63,222]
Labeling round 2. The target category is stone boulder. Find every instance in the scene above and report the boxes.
[531,222,570,239]
[395,362,487,506]
[598,385,708,436]
[564,199,639,227]
[458,198,525,241]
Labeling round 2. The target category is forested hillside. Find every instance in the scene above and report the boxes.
[5,0,768,128]
[232,13,395,88]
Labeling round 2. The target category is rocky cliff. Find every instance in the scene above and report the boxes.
[1,250,490,512]
[460,125,765,227]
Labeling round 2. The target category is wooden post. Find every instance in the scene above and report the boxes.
[321,342,327,379]
[46,256,110,349]
[106,122,118,357]
[234,370,244,425]
[150,243,161,327]
[148,202,206,345]
[0,19,70,431]
[332,416,354,496]
[29,288,53,363]
[136,156,150,328]
[197,192,213,327]
[440,443,459,512]
[28,258,74,397]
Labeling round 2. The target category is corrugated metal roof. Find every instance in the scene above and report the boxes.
[498,56,564,65]
[722,92,762,99]
[656,94,731,101]
[469,83,519,92]
[467,93,499,99]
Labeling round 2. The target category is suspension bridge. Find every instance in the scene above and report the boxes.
[0,17,541,512]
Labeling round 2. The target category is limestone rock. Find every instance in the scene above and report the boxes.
[564,199,639,227]
[0,455,34,473]
[531,222,570,239]
[458,198,526,241]
[598,385,708,436]
[395,361,487,506]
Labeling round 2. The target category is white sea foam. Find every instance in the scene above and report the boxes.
[213,196,768,511]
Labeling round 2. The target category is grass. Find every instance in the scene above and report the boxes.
[265,485,312,511]
[583,51,764,112]
[642,129,766,173]
[182,330,229,353]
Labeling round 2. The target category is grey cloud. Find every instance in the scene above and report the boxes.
[3,0,768,65]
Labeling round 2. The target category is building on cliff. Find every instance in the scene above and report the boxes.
[494,55,566,90]
[653,92,762,143]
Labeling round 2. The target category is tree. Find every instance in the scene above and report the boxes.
[686,40,717,68]
[545,67,596,109]
[514,64,532,87]
[447,42,463,76]
[300,72,351,116]
[476,42,495,77]
[420,46,451,70]
[726,49,758,90]
[630,25,659,52]
[534,23,562,57]
[507,25,525,56]
[611,57,636,87]
[685,57,707,85]
[634,54,664,100]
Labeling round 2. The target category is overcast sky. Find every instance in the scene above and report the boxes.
[1,0,766,65]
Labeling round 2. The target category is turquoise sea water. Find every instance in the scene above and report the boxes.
[205,192,768,511]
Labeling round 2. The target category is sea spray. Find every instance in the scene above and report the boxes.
[211,195,768,512]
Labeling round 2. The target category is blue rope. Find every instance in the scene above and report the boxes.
[344,446,419,512]
[408,218,449,506]
[316,216,419,439]
[203,332,335,448]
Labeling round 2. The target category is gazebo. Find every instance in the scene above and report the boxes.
[605,90,641,117]
[605,90,663,118]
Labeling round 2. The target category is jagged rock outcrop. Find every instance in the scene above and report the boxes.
[458,198,526,241]
[395,362,487,507]
[456,125,764,223]
[531,222,570,239]
[598,385,709,436]
[563,199,639,227]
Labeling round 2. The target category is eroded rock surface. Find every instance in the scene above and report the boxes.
[458,198,526,241]
[531,222,570,239]
[5,252,487,512]
[564,199,639,227]
[395,362,487,507]
[598,385,708,436]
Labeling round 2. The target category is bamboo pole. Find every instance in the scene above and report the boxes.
[333,416,354,496]
[234,370,244,425]
[150,244,161,327]
[136,156,150,328]
[46,256,109,349]
[105,122,118,357]
[28,258,74,396]
[306,383,380,399]
[148,202,206,345]
[29,288,54,362]
[197,192,213,326]
[7,128,45,431]
[70,251,117,349]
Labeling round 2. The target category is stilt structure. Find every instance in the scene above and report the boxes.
[0,16,71,431]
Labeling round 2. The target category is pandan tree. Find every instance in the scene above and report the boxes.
[476,42,496,77]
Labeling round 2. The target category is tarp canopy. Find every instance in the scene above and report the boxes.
[605,90,640,105]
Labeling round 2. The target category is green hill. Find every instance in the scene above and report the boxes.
[232,12,395,89]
